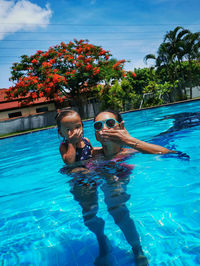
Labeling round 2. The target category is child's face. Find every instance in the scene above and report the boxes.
[59,113,83,139]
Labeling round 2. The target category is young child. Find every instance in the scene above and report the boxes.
[56,108,93,165]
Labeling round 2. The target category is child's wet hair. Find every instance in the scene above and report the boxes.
[55,108,81,131]
[94,109,123,123]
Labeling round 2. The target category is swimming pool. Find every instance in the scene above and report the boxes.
[0,100,200,265]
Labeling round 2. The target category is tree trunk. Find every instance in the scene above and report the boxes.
[77,96,85,118]
[85,99,89,119]
[190,87,193,99]
[178,60,187,98]
[188,59,193,99]
[71,87,86,118]
[174,64,185,100]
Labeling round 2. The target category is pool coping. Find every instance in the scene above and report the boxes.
[1,97,200,140]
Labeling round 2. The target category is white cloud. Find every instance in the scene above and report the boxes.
[0,0,52,40]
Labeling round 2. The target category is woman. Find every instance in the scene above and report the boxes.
[91,110,174,265]
[93,109,173,158]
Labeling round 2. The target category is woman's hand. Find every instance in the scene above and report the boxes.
[99,121,132,145]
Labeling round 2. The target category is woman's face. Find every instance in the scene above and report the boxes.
[94,112,120,143]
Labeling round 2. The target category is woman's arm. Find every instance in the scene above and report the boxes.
[100,121,174,154]
[121,136,171,154]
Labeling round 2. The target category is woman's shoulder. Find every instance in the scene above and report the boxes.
[92,147,104,157]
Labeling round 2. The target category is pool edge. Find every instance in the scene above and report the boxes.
[1,98,200,139]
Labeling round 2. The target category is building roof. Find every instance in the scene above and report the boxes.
[0,88,53,112]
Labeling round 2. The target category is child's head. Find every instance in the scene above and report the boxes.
[56,108,83,140]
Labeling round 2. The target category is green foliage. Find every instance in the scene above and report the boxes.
[181,61,200,87]
[142,81,176,106]
[132,68,155,94]
[96,83,123,111]
[96,78,141,111]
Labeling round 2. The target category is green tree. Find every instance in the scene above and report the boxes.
[181,60,200,95]
[163,26,191,98]
[182,32,200,98]
[131,68,155,95]
[144,27,199,101]
[144,42,177,90]
[163,26,190,63]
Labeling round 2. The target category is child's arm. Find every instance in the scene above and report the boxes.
[60,142,77,164]
[60,128,82,164]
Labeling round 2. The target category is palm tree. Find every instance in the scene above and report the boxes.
[145,42,180,91]
[144,27,194,100]
[182,32,200,98]
[163,27,192,98]
[163,26,190,63]
[144,44,176,102]
[144,43,171,69]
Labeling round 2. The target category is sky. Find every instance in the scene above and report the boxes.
[0,0,200,88]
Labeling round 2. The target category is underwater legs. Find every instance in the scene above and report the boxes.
[72,184,111,258]
[108,204,148,265]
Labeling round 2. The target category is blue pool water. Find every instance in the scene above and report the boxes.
[0,100,200,265]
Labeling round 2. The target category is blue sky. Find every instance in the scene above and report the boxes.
[0,0,200,88]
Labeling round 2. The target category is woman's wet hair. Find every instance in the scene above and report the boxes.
[55,107,81,131]
[94,109,123,123]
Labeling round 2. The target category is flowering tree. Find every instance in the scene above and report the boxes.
[7,39,126,114]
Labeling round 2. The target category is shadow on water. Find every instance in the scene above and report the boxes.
[59,158,149,266]
[149,111,200,160]
[159,112,200,134]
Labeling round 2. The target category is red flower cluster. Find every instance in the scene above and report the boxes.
[7,39,125,103]
[52,74,65,84]
[42,62,52,68]
[132,72,137,78]
[31,59,38,64]
[112,60,126,70]
[93,67,100,75]
[86,64,93,71]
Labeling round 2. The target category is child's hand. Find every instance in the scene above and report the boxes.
[68,128,83,144]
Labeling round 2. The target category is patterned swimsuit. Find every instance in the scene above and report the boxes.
[63,138,92,162]
[75,138,93,161]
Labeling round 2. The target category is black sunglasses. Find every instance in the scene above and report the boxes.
[93,118,119,131]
